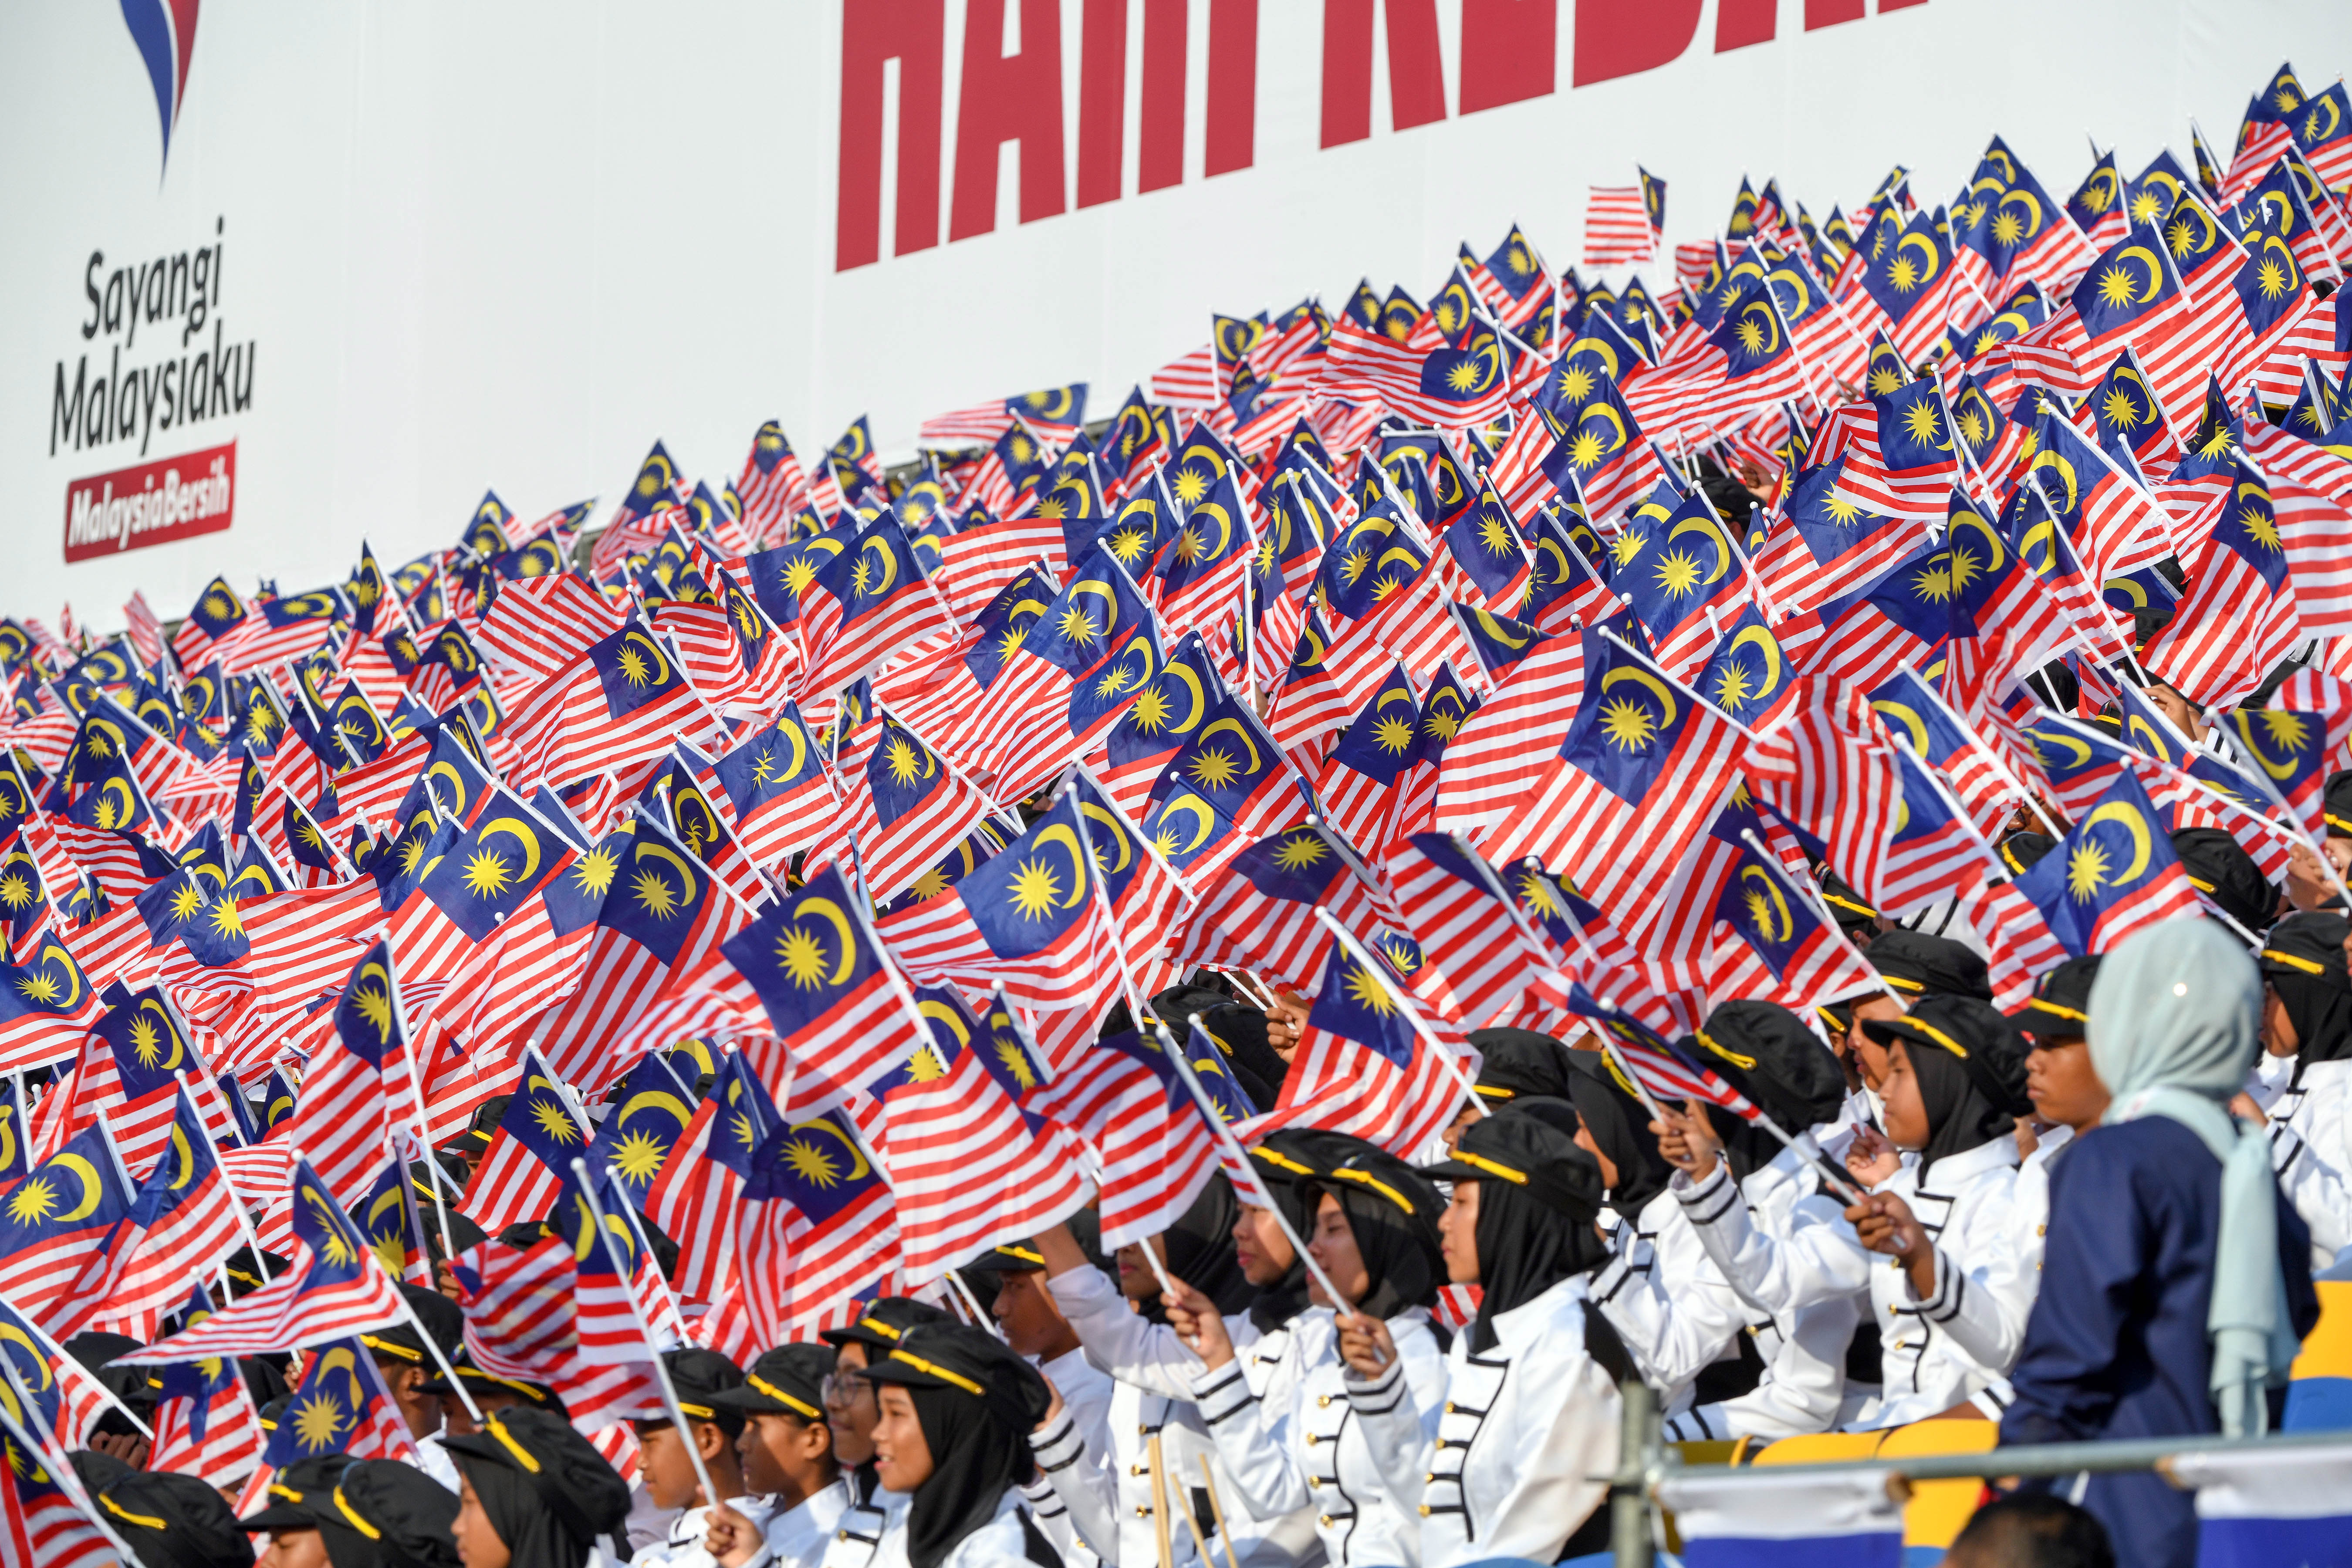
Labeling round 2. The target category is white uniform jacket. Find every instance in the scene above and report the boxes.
[2270,1057,2352,1267]
[1190,1308,1443,1568]
[637,1499,780,1568]
[818,1490,1031,1568]
[1588,1190,1744,1409]
[736,1483,853,1568]
[1661,1141,1858,1438]
[1342,1277,1619,1568]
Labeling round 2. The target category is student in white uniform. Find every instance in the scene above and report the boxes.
[1169,1145,1449,1568]
[818,1301,957,1561]
[2249,912,2352,1266]
[703,1345,854,1568]
[823,1324,1055,1568]
[1339,1105,1623,1565]
[363,1285,467,1493]
[631,1350,763,1568]
[1649,1002,1867,1437]
[446,1406,635,1568]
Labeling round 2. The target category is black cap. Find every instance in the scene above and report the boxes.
[818,1296,953,1353]
[2260,909,2352,985]
[362,1284,461,1366]
[440,1407,632,1538]
[449,1097,510,1158]
[415,1352,566,1416]
[2170,827,2276,934]
[98,1471,253,1568]
[223,1246,291,1300]
[238,1454,356,1532]
[1317,1147,1445,1242]
[1463,1028,1574,1103]
[1996,832,2056,876]
[1862,995,2034,1116]
[1244,1128,1373,1186]
[646,1348,745,1426]
[961,1241,1050,1273]
[1688,1000,1848,1129]
[708,1342,834,1420]
[315,1460,461,1568]
[857,1322,1052,1437]
[1815,871,1879,936]
[2326,769,2352,838]
[1866,929,1993,1001]
[2006,955,2102,1041]
[1420,1105,1603,1221]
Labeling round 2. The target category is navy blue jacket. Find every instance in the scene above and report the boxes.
[1999,1117,2320,1568]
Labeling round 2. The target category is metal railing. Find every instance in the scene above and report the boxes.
[1603,1376,2352,1567]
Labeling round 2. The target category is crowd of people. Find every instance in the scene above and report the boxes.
[8,53,2352,1568]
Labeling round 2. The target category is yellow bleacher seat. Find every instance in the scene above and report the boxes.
[1876,1419,1999,1552]
[1748,1430,1888,1465]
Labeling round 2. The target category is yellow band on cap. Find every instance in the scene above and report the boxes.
[361,1334,422,1362]
[1251,1147,1316,1176]
[98,1494,166,1530]
[487,1416,543,1473]
[1879,973,1926,993]
[2264,946,2327,975]
[748,1374,821,1419]
[2027,998,2087,1024]
[1821,892,1878,917]
[676,1402,716,1419]
[2187,874,2216,892]
[998,1245,1045,1266]
[857,1316,905,1342]
[1470,1084,1516,1100]
[1904,1018,1972,1060]
[333,1487,382,1541]
[1692,1031,1756,1071]
[887,1349,984,1396]
[268,1485,305,1504]
[2327,812,2352,835]
[1450,1150,1528,1186]
[1327,1166,1415,1215]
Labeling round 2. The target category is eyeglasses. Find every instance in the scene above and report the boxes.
[820,1372,873,1409]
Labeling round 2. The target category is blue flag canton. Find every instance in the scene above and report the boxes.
[0,1125,131,1256]
[1162,694,1290,815]
[1699,606,1792,723]
[1713,839,1824,978]
[1142,787,1237,875]
[595,825,710,967]
[954,794,1099,958]
[589,623,688,720]
[1558,633,1703,806]
[1092,483,1173,582]
[2209,461,2291,589]
[2224,706,2326,800]
[719,708,826,814]
[1157,470,1253,593]
[1443,489,1531,604]
[2074,221,2184,340]
[330,943,404,1070]
[866,719,951,828]
[265,1339,389,1464]
[1232,823,1348,904]
[1067,621,1164,733]
[350,1158,416,1276]
[1108,634,1219,767]
[1320,507,1430,622]
[819,517,929,625]
[1414,666,1481,767]
[1869,669,1973,772]
[1873,381,1958,473]
[723,865,885,1034]
[1615,487,1744,643]
[587,1053,698,1198]
[1030,545,1154,680]
[98,987,196,1097]
[0,937,94,1024]
[1071,779,1148,909]
[1304,943,1416,1071]
[493,1058,592,1178]
[419,795,566,941]
[747,1108,882,1224]
[1330,666,1426,788]
[1859,212,1954,324]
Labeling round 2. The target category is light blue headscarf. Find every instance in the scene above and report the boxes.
[2088,917,2300,1437]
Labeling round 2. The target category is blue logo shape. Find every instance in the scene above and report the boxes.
[121,0,199,171]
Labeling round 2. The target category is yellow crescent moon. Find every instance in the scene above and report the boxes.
[2083,801,2152,882]
[1873,701,1932,756]
[670,789,722,854]
[100,777,136,826]
[1081,803,1133,874]
[1602,664,1679,730]
[186,862,226,890]
[671,1038,717,1079]
[2117,246,2164,303]
[1730,625,1782,692]
[785,1118,872,1182]
[2025,723,2093,772]
[1669,511,1734,586]
[1574,338,1622,380]
[1896,231,1942,285]
[858,537,899,597]
[770,716,809,784]
[1739,300,1782,356]
[141,999,185,1070]
[1156,794,1217,853]
[795,897,858,986]
[2030,453,2080,515]
[618,1090,694,1130]
[1471,611,1531,649]
[1738,865,1795,941]
[2226,713,2302,780]
[1536,535,1574,586]
[2105,574,2149,607]
[1197,717,1264,780]
[635,841,700,901]
[35,944,81,1012]
[1997,189,2043,239]
[0,1325,49,1392]
[1577,401,1628,453]
[1030,824,1090,909]
[622,631,672,687]
[1769,265,1814,320]
[1163,662,1209,734]
[0,1110,18,1178]
[51,1153,103,1221]
[1116,631,1159,688]
[480,818,542,884]
[919,998,972,1048]
[2262,233,2300,287]
[267,1093,294,1125]
[1952,508,2007,574]
[2019,518,2059,574]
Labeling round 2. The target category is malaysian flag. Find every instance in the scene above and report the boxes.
[117,1157,406,1358]
[796,517,958,704]
[2012,770,2202,956]
[505,619,711,792]
[459,1053,588,1235]
[721,862,921,1090]
[1247,939,1474,1158]
[54,1089,240,1340]
[1029,1026,1241,1249]
[259,1337,418,1470]
[1167,822,1393,992]
[644,1049,778,1304]
[1585,182,1657,267]
[451,1233,660,1429]
[0,937,102,1072]
[286,939,404,1206]
[0,1124,136,1331]
[144,1284,265,1485]
[1382,832,1563,1029]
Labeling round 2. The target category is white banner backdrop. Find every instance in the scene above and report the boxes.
[0,0,2346,623]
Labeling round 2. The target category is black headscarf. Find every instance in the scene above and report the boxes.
[1425,1103,1610,1354]
[1243,1130,1376,1331]
[1867,997,2033,1183]
[442,1408,631,1568]
[1566,1059,1677,1215]
[1156,1174,1253,1320]
[865,1325,1052,1568]
[1305,1150,1444,1321]
[2261,911,2352,1084]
